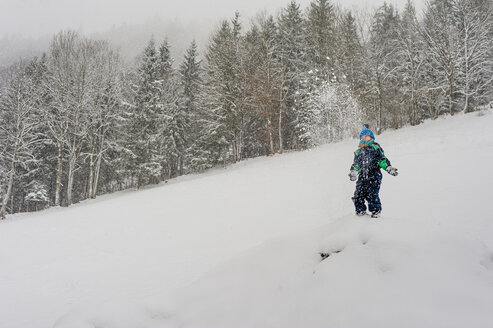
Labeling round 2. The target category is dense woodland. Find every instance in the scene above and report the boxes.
[1,0,492,218]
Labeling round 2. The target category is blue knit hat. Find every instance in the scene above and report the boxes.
[359,124,375,140]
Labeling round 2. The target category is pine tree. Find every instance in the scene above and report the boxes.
[396,0,427,125]
[179,40,204,171]
[180,40,201,115]
[202,14,245,164]
[365,3,402,133]
[126,38,163,188]
[305,0,337,80]
[336,10,363,91]
[244,15,284,155]
[156,39,187,178]
[278,0,308,151]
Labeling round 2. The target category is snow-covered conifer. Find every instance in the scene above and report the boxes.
[305,0,337,80]
[278,1,308,151]
[126,38,163,188]
[179,40,205,171]
[202,14,245,164]
[395,0,427,125]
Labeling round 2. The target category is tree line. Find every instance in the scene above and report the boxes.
[1,0,492,218]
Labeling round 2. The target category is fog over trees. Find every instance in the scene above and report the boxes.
[1,0,492,218]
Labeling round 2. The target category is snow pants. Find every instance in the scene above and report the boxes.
[352,175,382,213]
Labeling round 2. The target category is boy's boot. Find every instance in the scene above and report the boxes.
[371,211,381,218]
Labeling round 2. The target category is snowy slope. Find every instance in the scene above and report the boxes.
[2,111,493,328]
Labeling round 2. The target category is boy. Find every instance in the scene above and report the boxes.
[348,124,398,218]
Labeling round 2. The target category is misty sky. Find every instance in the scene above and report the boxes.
[1,0,426,39]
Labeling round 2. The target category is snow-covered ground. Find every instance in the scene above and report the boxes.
[1,111,493,328]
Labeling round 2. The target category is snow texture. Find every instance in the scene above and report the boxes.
[1,111,493,328]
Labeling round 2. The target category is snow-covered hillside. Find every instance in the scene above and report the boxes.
[2,111,493,328]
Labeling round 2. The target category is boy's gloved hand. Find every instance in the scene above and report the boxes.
[348,170,358,181]
[386,166,398,176]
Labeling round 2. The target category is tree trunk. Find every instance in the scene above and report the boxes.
[0,177,5,212]
[92,129,106,198]
[449,66,455,115]
[378,93,383,135]
[327,111,331,142]
[88,153,94,199]
[232,138,238,163]
[179,156,184,176]
[410,78,416,125]
[66,154,77,206]
[0,153,16,219]
[278,100,284,154]
[137,174,142,190]
[267,118,275,155]
[54,143,64,207]
[463,34,472,113]
[239,126,243,161]
[93,152,103,198]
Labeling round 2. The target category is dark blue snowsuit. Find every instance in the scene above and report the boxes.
[350,142,391,213]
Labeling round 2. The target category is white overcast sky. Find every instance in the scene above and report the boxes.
[0,0,426,39]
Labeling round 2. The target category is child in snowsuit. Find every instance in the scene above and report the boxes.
[348,125,398,218]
